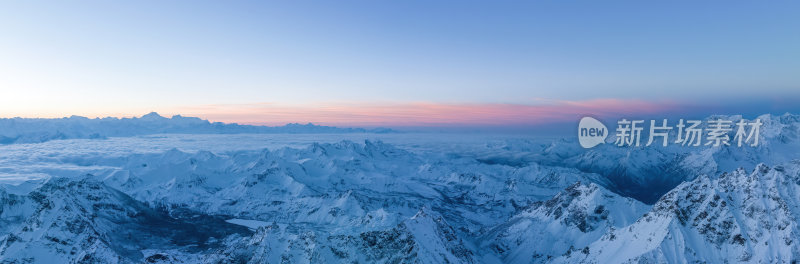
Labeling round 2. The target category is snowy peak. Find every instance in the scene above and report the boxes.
[0,113,395,144]
[139,112,167,121]
[1,112,799,263]
[327,207,476,264]
[519,113,800,204]
[205,207,476,264]
[561,162,800,263]
[0,177,251,263]
[401,207,476,263]
[485,182,648,263]
[526,182,647,232]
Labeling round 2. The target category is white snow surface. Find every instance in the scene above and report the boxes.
[0,113,799,263]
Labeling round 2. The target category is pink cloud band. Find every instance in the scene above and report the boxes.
[167,99,692,127]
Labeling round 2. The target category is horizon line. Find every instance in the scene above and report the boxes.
[0,98,796,128]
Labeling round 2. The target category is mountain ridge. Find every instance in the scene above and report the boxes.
[0,112,396,144]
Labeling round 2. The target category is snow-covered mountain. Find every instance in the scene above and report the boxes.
[0,112,393,144]
[496,113,800,203]
[1,139,608,263]
[558,162,800,263]
[0,113,799,263]
[483,182,649,263]
[0,177,250,263]
[207,207,477,264]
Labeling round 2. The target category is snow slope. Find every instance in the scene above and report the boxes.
[506,113,800,203]
[0,113,798,263]
[0,177,250,263]
[483,182,649,263]
[0,139,609,263]
[559,162,800,263]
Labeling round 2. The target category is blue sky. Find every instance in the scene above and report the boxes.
[1,1,799,125]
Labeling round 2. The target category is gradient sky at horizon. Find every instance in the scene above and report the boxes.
[1,1,799,127]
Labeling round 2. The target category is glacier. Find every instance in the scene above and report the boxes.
[1,113,799,263]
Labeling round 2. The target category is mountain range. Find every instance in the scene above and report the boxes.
[1,113,798,263]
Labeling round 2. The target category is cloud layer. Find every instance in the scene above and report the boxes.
[168,99,698,127]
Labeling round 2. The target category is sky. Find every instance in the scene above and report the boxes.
[1,1,799,127]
